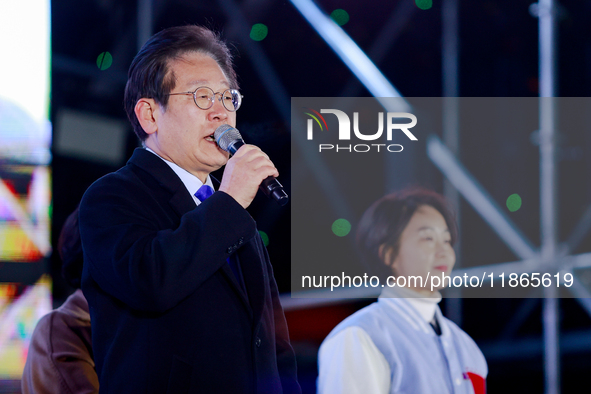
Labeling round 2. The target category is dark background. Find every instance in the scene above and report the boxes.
[49,0,591,392]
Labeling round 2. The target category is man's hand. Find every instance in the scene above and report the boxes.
[219,144,279,209]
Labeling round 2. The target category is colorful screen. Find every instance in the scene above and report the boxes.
[0,0,52,379]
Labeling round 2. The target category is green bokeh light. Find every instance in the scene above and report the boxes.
[259,230,269,247]
[330,9,350,26]
[332,218,352,237]
[96,52,113,70]
[250,24,269,41]
[506,193,522,212]
[415,0,433,10]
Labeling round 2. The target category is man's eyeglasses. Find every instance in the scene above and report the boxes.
[166,87,243,112]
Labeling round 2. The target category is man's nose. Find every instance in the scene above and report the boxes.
[208,99,229,121]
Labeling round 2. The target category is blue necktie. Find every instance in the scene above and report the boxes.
[194,184,214,203]
[194,185,245,293]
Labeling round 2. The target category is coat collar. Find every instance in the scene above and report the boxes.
[127,148,221,217]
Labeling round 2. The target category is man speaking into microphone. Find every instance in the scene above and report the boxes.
[78,25,300,393]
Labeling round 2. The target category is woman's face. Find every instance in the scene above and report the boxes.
[385,205,456,294]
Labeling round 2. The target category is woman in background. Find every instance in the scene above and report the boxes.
[22,207,98,393]
[318,188,487,394]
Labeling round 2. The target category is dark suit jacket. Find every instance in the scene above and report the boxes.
[79,148,300,393]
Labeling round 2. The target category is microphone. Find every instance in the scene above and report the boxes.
[214,124,289,206]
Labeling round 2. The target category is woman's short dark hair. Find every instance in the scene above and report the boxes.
[356,187,458,279]
[124,25,238,141]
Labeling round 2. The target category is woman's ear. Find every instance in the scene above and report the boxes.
[379,244,396,268]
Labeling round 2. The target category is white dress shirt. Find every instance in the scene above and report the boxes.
[145,147,215,206]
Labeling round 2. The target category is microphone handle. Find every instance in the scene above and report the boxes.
[226,139,289,206]
[227,139,245,155]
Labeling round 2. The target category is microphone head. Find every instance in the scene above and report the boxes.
[214,124,243,152]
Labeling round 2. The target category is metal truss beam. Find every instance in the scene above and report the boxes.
[442,0,462,326]
[215,0,356,221]
[563,202,591,256]
[218,0,290,122]
[338,0,418,98]
[427,135,538,260]
[290,0,411,113]
[137,0,154,51]
[480,329,591,361]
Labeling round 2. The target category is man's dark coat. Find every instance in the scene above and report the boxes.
[80,148,299,393]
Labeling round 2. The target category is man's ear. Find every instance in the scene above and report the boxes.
[379,244,396,268]
[134,98,159,136]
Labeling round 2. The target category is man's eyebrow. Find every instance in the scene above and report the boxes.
[186,80,230,88]
[186,80,207,87]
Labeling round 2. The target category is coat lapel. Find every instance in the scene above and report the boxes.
[128,148,254,317]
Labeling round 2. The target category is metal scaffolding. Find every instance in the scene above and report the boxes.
[285,1,591,393]
[431,1,591,393]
